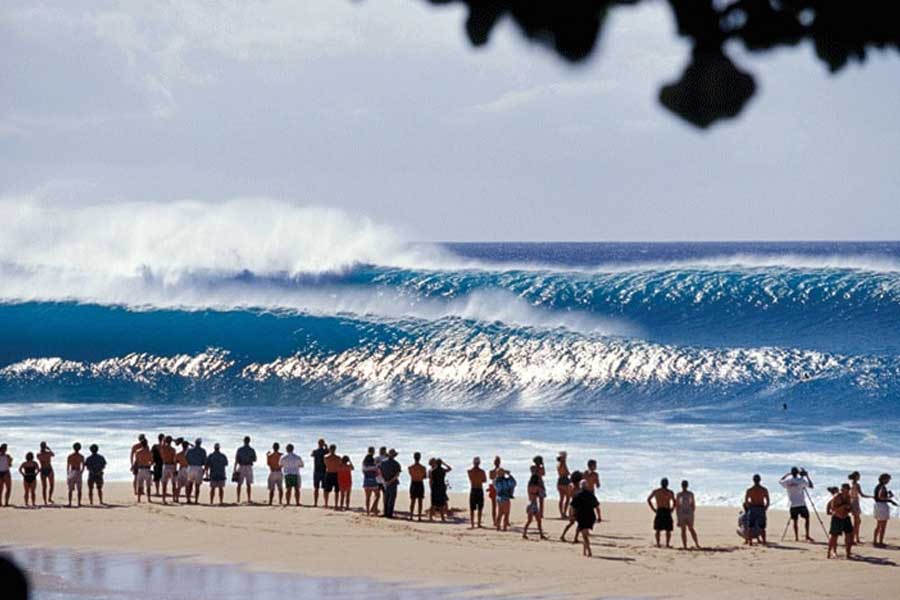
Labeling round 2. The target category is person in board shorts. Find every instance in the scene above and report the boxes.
[779,467,815,542]
[133,438,153,503]
[37,442,55,505]
[206,443,229,506]
[827,483,855,559]
[407,452,426,521]
[185,438,207,504]
[310,439,328,507]
[159,436,177,504]
[266,442,284,506]
[280,444,304,506]
[743,474,770,546]
[85,444,107,506]
[66,443,86,508]
[129,434,146,495]
[648,478,676,547]
[174,439,190,504]
[150,433,165,497]
[467,457,486,528]
[234,436,257,504]
[323,444,342,509]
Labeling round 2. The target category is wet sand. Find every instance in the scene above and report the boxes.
[4,482,900,599]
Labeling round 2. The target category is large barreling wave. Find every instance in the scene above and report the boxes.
[1,196,899,415]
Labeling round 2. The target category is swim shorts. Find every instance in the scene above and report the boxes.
[469,487,485,511]
[410,480,425,500]
[830,516,853,536]
[790,506,810,520]
[268,471,283,490]
[236,465,254,486]
[654,507,674,532]
[285,474,299,488]
[323,471,338,493]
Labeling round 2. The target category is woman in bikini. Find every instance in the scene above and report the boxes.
[557,451,572,519]
[522,470,548,540]
[847,471,869,544]
[338,455,354,511]
[488,456,502,527]
[531,456,546,517]
[37,442,55,505]
[19,452,39,508]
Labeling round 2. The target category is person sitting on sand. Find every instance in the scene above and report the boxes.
[185,438,207,504]
[743,474,770,546]
[488,456,502,527]
[174,439,190,504]
[557,451,572,519]
[130,434,146,495]
[560,470,585,542]
[676,480,701,549]
[827,483,854,559]
[467,457,486,529]
[280,443,304,506]
[338,455,354,511]
[234,436,257,505]
[647,478,676,548]
[133,439,153,504]
[310,439,328,508]
[0,444,13,507]
[408,452,426,521]
[267,442,284,506]
[522,469,548,540]
[84,444,107,506]
[206,443,229,506]
[873,473,897,548]
[379,449,402,519]
[428,458,451,522]
[571,480,601,557]
[494,469,516,532]
[847,471,868,544]
[362,449,379,515]
[37,442,55,506]
[779,467,815,542]
[19,452,39,508]
[159,436,177,504]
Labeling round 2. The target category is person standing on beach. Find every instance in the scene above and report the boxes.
[323,444,342,509]
[779,467,815,542]
[362,449,379,515]
[266,442,284,506]
[234,436,257,504]
[647,478,676,548]
[560,470,586,542]
[408,452,426,521]
[488,456,502,527]
[151,433,165,497]
[584,460,600,495]
[206,443,229,506]
[743,474,770,546]
[429,458,451,522]
[373,446,388,514]
[159,436,177,504]
[310,439,328,507]
[873,473,896,547]
[522,468,547,540]
[37,442,55,505]
[676,480,701,550]
[67,443,86,507]
[185,438,207,504]
[570,480,601,557]
[174,439,190,504]
[133,438,153,504]
[130,434,147,495]
[826,483,854,559]
[467,457,486,528]
[280,444,304,506]
[847,471,868,544]
[531,456,546,517]
[494,469,516,531]
[379,449,402,519]
[84,444,106,506]
[0,444,13,507]
[557,452,572,519]
[338,455,354,510]
[19,452,39,508]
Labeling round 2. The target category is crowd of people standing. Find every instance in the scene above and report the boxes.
[0,437,896,560]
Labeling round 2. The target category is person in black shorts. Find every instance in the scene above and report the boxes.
[408,452,427,521]
[323,444,342,509]
[467,457,487,528]
[827,483,855,559]
[570,480,601,557]
[648,478,676,548]
[151,433,165,497]
[310,439,328,507]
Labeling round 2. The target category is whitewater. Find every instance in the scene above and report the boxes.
[0,197,898,508]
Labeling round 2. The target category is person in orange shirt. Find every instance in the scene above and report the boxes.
[133,438,154,503]
[338,455,354,511]
[267,442,284,506]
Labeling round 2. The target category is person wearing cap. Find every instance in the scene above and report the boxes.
[206,443,229,506]
[467,457,487,528]
[234,436,257,504]
[84,444,107,506]
[743,474,770,546]
[379,449,402,518]
[266,442,284,506]
[779,466,815,542]
[185,438,207,504]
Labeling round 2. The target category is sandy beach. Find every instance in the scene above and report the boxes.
[4,482,899,599]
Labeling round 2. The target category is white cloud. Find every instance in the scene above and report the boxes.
[468,79,619,114]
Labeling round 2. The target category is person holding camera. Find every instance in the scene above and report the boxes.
[779,466,815,542]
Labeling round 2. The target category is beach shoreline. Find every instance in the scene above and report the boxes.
[5,482,899,599]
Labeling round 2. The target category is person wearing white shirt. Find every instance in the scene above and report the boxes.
[780,466,815,542]
[280,444,305,506]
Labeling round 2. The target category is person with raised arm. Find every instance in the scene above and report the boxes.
[647,478,676,548]
[428,458,451,522]
[37,442,55,505]
[779,466,815,542]
[494,468,516,532]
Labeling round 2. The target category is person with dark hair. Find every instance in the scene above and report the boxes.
[206,443,229,506]
[338,455,354,511]
[494,468,516,531]
[522,468,547,540]
[67,442,86,507]
[584,459,600,496]
[159,436,177,504]
[151,433,165,497]
[379,449,402,518]
[0,443,13,507]
[362,448,379,515]
[130,434,147,495]
[531,456,546,517]
[570,480,601,557]
[560,470,585,542]
[174,439,190,504]
[373,446,388,514]
[310,439,328,507]
[37,441,55,505]
[556,451,572,519]
[234,436,257,504]
[428,458,451,522]
[467,457,486,529]
[676,480,701,550]
[827,483,855,559]
[779,466,815,542]
[280,443,304,506]
[407,451,426,521]
[323,444,343,509]
[847,471,869,544]
[19,452,39,508]
[648,478,676,547]
[85,444,107,505]
[488,456,502,527]
[743,474,770,546]
[185,438,207,504]
[133,438,153,504]
[873,473,896,548]
[266,442,284,506]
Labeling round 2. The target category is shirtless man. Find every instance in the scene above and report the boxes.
[0,444,12,507]
[37,442,55,505]
[133,438,154,503]
[488,456,502,527]
[676,480,701,549]
[408,452,427,521]
[66,443,86,508]
[584,460,601,495]
[827,483,854,559]
[159,436,177,504]
[173,440,190,503]
[647,478,676,547]
[267,442,284,506]
[467,457,487,528]
[151,433,165,497]
[130,434,147,495]
[323,444,342,509]
[744,474,770,546]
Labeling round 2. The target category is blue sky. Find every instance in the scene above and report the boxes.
[2,1,898,241]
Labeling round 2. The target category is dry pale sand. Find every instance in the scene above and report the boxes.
[4,482,899,599]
